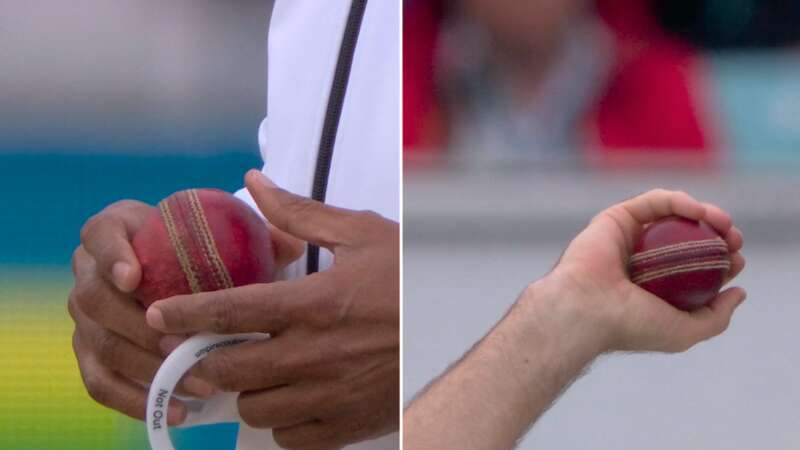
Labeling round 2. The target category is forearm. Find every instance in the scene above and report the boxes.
[404,279,609,450]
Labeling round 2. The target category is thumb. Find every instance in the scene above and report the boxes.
[686,287,747,344]
[268,224,305,270]
[244,170,356,249]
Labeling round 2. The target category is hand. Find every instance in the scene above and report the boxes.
[69,190,304,425]
[539,189,746,353]
[146,170,400,450]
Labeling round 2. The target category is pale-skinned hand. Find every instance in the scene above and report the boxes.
[539,188,746,354]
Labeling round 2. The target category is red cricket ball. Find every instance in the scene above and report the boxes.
[132,188,275,308]
[629,216,731,311]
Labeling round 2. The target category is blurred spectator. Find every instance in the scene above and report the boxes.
[404,0,800,168]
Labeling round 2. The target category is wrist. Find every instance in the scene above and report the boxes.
[513,274,615,358]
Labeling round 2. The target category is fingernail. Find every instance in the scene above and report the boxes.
[248,169,276,188]
[183,376,216,398]
[159,335,186,354]
[112,262,132,291]
[167,404,187,426]
[146,307,166,331]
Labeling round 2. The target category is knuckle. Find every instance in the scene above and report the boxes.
[84,374,110,406]
[272,352,310,382]
[73,277,103,321]
[109,199,142,212]
[72,279,93,313]
[715,317,731,335]
[71,246,84,275]
[271,430,291,449]
[199,353,239,391]
[93,331,120,362]
[313,427,341,449]
[283,196,317,228]
[67,291,80,322]
[648,188,666,195]
[210,297,240,333]
[238,409,261,429]
[140,330,163,354]
[159,303,186,331]
[300,297,341,331]
[80,214,113,245]
[599,206,621,222]
[354,209,382,224]
[672,336,694,353]
[273,429,306,450]
[237,396,267,429]
[589,207,622,231]
[349,210,385,239]
[270,355,295,378]
[342,412,373,437]
[71,330,81,354]
[286,194,317,216]
[589,209,608,224]
[283,274,344,328]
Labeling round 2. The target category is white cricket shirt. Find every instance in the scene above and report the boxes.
[177,1,399,449]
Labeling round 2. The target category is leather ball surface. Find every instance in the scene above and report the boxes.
[629,216,730,311]
[132,188,275,308]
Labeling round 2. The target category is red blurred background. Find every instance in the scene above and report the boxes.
[404,0,800,168]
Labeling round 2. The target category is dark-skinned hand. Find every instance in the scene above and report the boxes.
[69,183,304,426]
[147,170,400,450]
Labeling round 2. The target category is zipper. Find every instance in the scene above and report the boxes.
[307,0,369,274]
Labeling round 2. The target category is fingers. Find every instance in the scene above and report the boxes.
[724,226,744,253]
[70,300,214,398]
[245,170,357,249]
[146,277,327,334]
[724,252,745,285]
[699,202,732,236]
[71,247,164,353]
[191,339,293,392]
[684,287,747,346]
[73,310,162,385]
[188,332,352,393]
[601,190,747,265]
[80,200,152,292]
[701,202,745,255]
[600,189,705,252]
[699,202,745,285]
[73,332,187,426]
[624,189,706,225]
[240,383,371,450]
[239,383,338,430]
[272,420,346,450]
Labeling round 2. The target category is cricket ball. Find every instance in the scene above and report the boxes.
[629,216,730,311]
[132,188,275,308]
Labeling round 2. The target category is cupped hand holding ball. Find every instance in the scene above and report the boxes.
[529,188,746,354]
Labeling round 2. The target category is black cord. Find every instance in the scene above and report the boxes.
[307,0,369,274]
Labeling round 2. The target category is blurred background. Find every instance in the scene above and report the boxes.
[404,0,800,449]
[0,1,272,449]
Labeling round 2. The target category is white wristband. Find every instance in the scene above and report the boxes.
[146,332,268,450]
